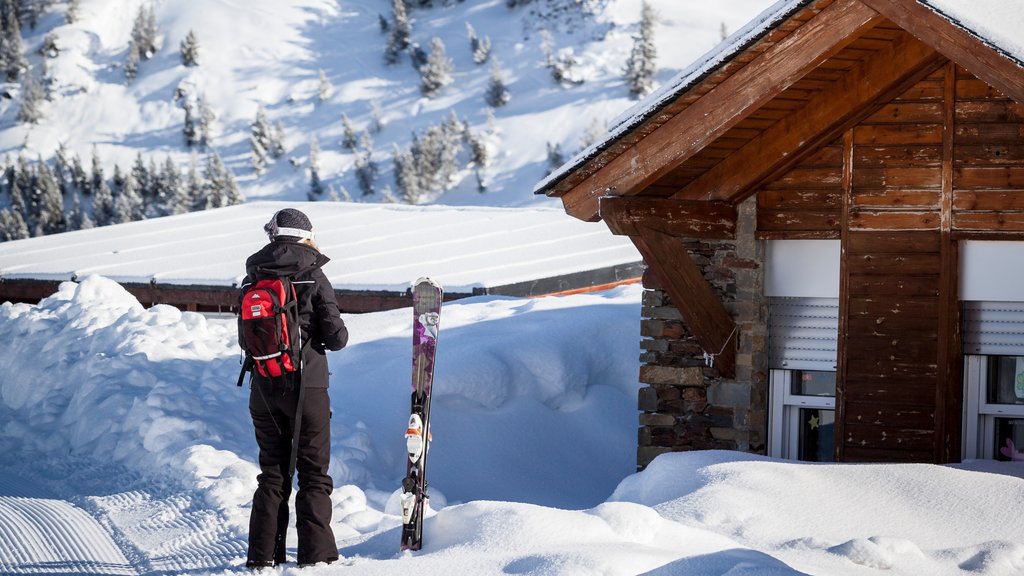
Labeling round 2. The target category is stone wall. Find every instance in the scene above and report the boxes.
[635,197,768,470]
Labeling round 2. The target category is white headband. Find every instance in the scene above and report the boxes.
[275,227,315,240]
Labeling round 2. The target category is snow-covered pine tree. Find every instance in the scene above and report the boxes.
[339,113,356,148]
[370,100,384,133]
[89,149,105,195]
[198,97,215,149]
[39,32,58,58]
[485,57,510,107]
[67,191,93,231]
[624,0,657,99]
[125,40,140,81]
[419,37,453,97]
[545,141,564,175]
[186,153,204,211]
[308,137,324,200]
[317,69,332,102]
[91,179,115,226]
[113,172,144,224]
[159,157,189,216]
[204,152,243,208]
[250,106,272,175]
[66,0,79,24]
[53,143,71,196]
[2,2,26,81]
[180,29,199,66]
[131,4,158,60]
[392,143,421,204]
[130,153,148,198]
[385,0,411,65]
[71,153,87,194]
[16,68,43,123]
[0,207,28,241]
[183,99,198,146]
[270,121,286,159]
[112,163,126,192]
[466,22,490,65]
[354,132,377,196]
[31,158,64,235]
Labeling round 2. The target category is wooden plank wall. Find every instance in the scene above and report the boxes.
[754,63,1024,462]
[952,66,1024,234]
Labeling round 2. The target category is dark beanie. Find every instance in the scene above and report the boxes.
[264,208,314,240]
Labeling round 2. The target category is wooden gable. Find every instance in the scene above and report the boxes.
[540,0,1024,464]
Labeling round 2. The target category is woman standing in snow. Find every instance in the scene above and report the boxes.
[239,208,348,569]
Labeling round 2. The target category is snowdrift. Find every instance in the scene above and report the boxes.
[2,277,1024,575]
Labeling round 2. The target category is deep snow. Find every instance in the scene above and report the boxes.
[1,276,1024,575]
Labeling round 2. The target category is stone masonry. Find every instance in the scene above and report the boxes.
[635,196,768,470]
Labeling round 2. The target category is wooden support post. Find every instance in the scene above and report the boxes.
[631,227,737,378]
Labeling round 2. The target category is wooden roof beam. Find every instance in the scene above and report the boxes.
[677,30,947,204]
[558,0,884,222]
[632,226,737,377]
[862,0,1024,103]
[600,197,736,238]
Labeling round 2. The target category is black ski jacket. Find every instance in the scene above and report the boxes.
[239,238,348,388]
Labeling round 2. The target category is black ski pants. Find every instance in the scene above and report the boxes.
[247,383,337,566]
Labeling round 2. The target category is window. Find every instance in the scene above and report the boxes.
[769,370,836,461]
[963,355,1024,461]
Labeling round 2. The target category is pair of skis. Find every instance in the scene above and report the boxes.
[400,277,442,551]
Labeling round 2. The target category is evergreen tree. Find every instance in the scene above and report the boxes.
[39,32,58,58]
[130,153,149,199]
[66,0,79,24]
[204,152,243,208]
[340,113,358,150]
[113,172,144,224]
[545,141,564,175]
[112,163,126,192]
[624,0,657,99]
[385,0,411,65]
[370,100,384,133]
[0,207,28,241]
[89,147,104,195]
[485,57,510,107]
[186,153,204,211]
[183,98,198,146]
[32,159,64,235]
[131,4,158,60]
[54,143,71,196]
[159,156,189,215]
[317,69,332,102]
[354,135,377,196]
[308,137,324,200]
[392,143,421,204]
[466,22,490,64]
[270,121,286,159]
[67,191,93,231]
[125,40,140,81]
[2,2,26,81]
[91,180,115,226]
[198,97,215,149]
[419,37,453,97]
[250,106,272,175]
[16,68,43,123]
[180,29,199,66]
[70,153,87,195]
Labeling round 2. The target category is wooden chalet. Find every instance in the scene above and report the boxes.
[536,0,1024,467]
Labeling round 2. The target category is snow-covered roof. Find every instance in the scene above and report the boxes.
[534,0,809,196]
[535,0,1024,197]
[0,202,642,293]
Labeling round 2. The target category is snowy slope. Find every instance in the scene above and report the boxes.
[0,0,778,208]
[1,277,1024,575]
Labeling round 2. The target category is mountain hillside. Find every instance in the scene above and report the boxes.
[0,0,775,218]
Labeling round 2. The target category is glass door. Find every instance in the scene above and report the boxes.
[769,369,836,461]
[963,355,1024,460]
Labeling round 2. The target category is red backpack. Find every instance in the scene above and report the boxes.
[239,278,301,378]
